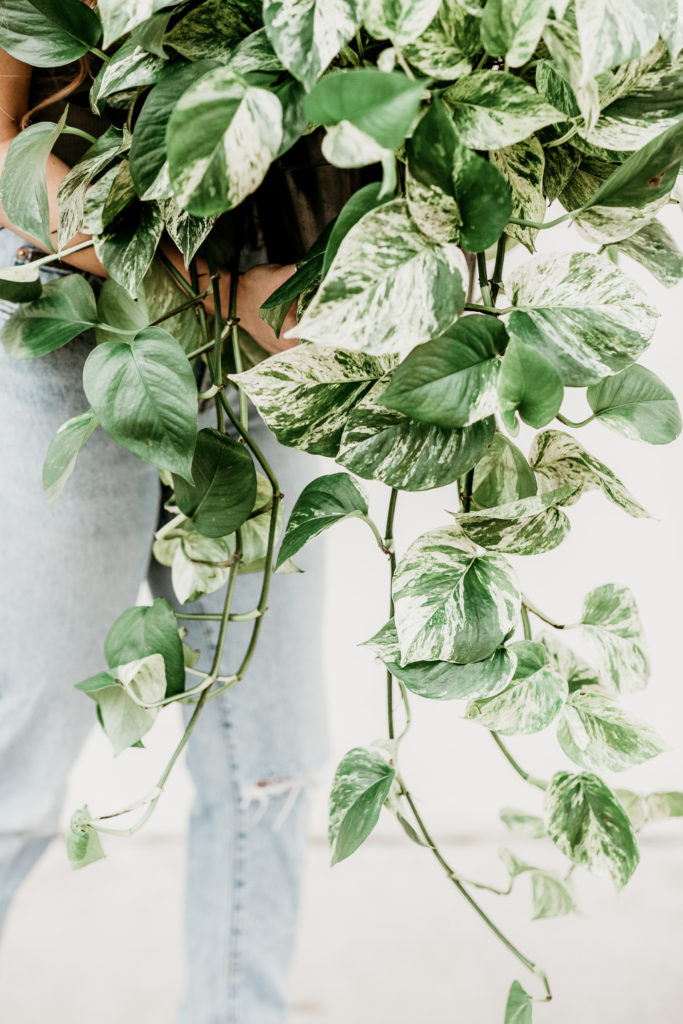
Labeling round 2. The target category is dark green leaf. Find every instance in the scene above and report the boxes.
[472,433,538,509]
[174,428,257,538]
[105,598,185,698]
[498,339,563,429]
[42,408,99,509]
[329,746,395,865]
[0,0,102,66]
[1,275,98,359]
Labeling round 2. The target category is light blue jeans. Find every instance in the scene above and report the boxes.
[0,226,329,1023]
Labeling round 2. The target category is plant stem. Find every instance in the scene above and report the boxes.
[463,303,513,315]
[508,209,578,230]
[176,609,262,622]
[228,250,249,429]
[522,595,565,629]
[461,468,475,513]
[476,251,493,307]
[521,604,532,641]
[90,46,110,63]
[205,252,225,431]
[149,288,211,327]
[385,488,398,739]
[157,250,198,298]
[60,126,98,146]
[490,733,547,791]
[186,339,217,361]
[23,238,94,270]
[490,234,506,304]
[556,412,595,429]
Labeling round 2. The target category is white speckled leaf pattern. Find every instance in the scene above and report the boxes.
[480,0,551,67]
[405,167,461,244]
[529,430,649,518]
[490,137,546,250]
[263,0,359,89]
[560,163,671,245]
[454,488,573,555]
[542,17,600,131]
[577,583,650,693]
[401,6,472,78]
[294,200,468,355]
[444,71,562,150]
[584,58,683,150]
[466,639,567,734]
[557,690,668,771]
[329,745,395,864]
[539,630,602,692]
[362,0,442,44]
[615,221,683,289]
[392,527,521,665]
[337,378,495,490]
[545,770,640,889]
[575,0,667,81]
[97,0,185,46]
[230,346,395,456]
[506,252,658,386]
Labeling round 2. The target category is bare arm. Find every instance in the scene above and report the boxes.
[0,48,297,352]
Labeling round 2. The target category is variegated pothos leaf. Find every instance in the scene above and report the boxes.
[576,583,650,693]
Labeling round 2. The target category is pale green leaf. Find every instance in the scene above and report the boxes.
[1,275,98,360]
[42,408,99,510]
[443,71,562,150]
[263,0,359,90]
[481,0,551,67]
[57,127,127,247]
[498,339,563,429]
[472,433,538,509]
[505,981,533,1024]
[539,631,602,693]
[466,639,567,734]
[0,111,68,250]
[67,806,106,870]
[614,220,683,289]
[362,0,441,44]
[76,654,167,755]
[500,808,546,838]
[105,597,185,699]
[94,201,165,297]
[530,870,577,919]
[557,690,668,771]
[577,583,650,693]
[575,0,668,81]
[97,0,186,48]
[0,262,42,303]
[401,5,472,79]
[329,746,395,864]
[490,137,546,250]
[587,364,682,444]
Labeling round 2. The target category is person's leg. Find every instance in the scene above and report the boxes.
[150,406,330,1024]
[0,232,160,934]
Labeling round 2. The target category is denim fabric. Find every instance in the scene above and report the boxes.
[0,227,330,1022]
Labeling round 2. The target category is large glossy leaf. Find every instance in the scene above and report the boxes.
[82,327,197,480]
[94,202,165,297]
[295,199,468,355]
[529,430,649,518]
[443,71,562,150]
[497,339,563,429]
[481,0,551,66]
[163,0,260,61]
[407,97,512,251]
[0,111,68,250]
[42,408,99,509]
[167,66,283,216]
[230,346,393,456]
[362,0,441,44]
[392,527,520,664]
[490,137,545,250]
[0,263,42,303]
[263,0,359,90]
[276,472,369,568]
[0,0,102,66]
[337,380,495,490]
[173,428,257,538]
[586,365,682,445]
[574,0,668,81]
[545,770,640,889]
[454,488,573,555]
[323,183,391,276]
[97,0,186,47]
[472,433,538,508]
[379,314,508,428]
[57,128,128,247]
[557,690,668,771]
[506,252,658,386]
[76,654,167,756]
[576,583,649,694]
[466,639,567,734]
[329,746,395,865]
[105,598,185,698]
[1,275,98,360]
[363,618,517,700]
[615,220,683,289]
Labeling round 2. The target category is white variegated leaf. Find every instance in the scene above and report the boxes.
[557,690,669,771]
[576,583,650,694]
[402,5,472,78]
[294,200,469,356]
[480,0,551,67]
[530,871,577,919]
[506,252,658,386]
[76,654,166,756]
[500,808,546,838]
[542,16,600,131]
[529,430,649,518]
[614,220,683,288]
[453,488,573,555]
[98,0,186,47]
[545,770,640,889]
[560,161,671,244]
[490,137,545,250]
[575,0,668,81]
[539,630,602,692]
[466,640,567,734]
[584,57,683,151]
[392,527,521,665]
[230,346,395,457]
[321,121,388,169]
[405,167,461,244]
[263,0,359,90]
[362,0,442,44]
[443,71,562,150]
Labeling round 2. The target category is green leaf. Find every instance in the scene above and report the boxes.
[454,488,573,556]
[363,618,517,700]
[481,0,551,67]
[0,111,68,250]
[296,199,468,355]
[472,433,538,509]
[506,252,658,387]
[379,314,508,428]
[95,277,149,345]
[579,121,683,211]
[574,0,668,81]
[505,980,533,1024]
[529,430,649,519]
[95,201,165,298]
[587,365,682,445]
[0,0,102,66]
[443,71,562,150]
[542,15,600,132]
[392,527,520,664]
[82,327,198,480]
[466,639,567,734]
[500,808,546,839]
[67,806,106,871]
[401,4,472,79]
[539,630,602,693]
[263,0,359,90]
[498,340,563,429]
[362,0,441,44]
[42,408,99,510]
[577,583,649,694]
[164,0,260,61]
[329,746,395,865]
[646,791,683,822]
[57,127,127,247]
[545,770,640,889]
[167,66,283,216]
[97,0,186,48]
[407,97,512,251]
[0,263,42,303]
[323,182,391,276]
[76,654,167,755]
[557,690,668,771]
[337,379,495,490]
[305,69,427,151]
[105,598,185,699]
[173,428,257,538]
[160,197,215,266]
[90,39,166,115]
[614,220,683,289]
[142,259,207,355]
[276,472,369,568]
[490,137,546,250]
[1,275,98,360]
[584,60,683,152]
[530,870,577,919]
[230,346,393,457]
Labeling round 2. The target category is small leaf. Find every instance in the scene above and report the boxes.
[67,806,106,871]
[504,980,533,1024]
[557,690,668,771]
[105,598,185,698]
[466,639,567,734]
[587,364,682,445]
[500,808,546,839]
[498,339,563,430]
[614,220,683,289]
[277,472,369,568]
[173,428,257,538]
[545,770,640,889]
[1,275,98,360]
[454,489,573,556]
[472,433,538,509]
[329,746,395,865]
[530,870,577,919]
[577,583,649,694]
[42,408,99,509]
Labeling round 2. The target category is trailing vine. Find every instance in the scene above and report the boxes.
[2,0,683,1019]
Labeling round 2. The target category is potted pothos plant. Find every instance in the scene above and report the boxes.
[1,0,682,1019]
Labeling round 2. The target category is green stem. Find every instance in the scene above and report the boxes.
[556,412,595,429]
[220,392,280,492]
[360,513,391,555]
[461,468,475,513]
[508,209,578,231]
[154,511,186,541]
[522,595,565,630]
[60,126,98,146]
[90,46,110,63]
[490,234,506,305]
[149,288,211,327]
[385,488,398,740]
[227,253,249,429]
[544,124,580,149]
[521,604,532,641]
[476,251,493,307]
[463,303,512,315]
[490,733,547,791]
[186,339,217,361]
[157,250,198,298]
[18,238,94,271]
[205,252,225,432]
[176,609,262,622]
